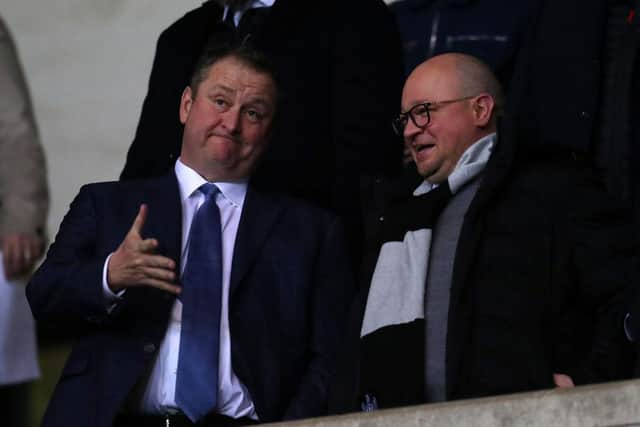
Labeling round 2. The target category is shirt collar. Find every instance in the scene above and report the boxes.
[175,158,248,207]
[413,132,496,196]
[223,0,275,25]
[255,0,276,7]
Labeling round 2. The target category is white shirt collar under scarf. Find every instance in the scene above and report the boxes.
[413,132,496,197]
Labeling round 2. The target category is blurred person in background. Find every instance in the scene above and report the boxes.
[0,14,49,427]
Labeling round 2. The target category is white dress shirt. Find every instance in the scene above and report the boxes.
[103,159,257,418]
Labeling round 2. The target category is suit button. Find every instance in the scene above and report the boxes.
[143,343,156,353]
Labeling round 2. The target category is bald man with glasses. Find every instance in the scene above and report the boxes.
[330,52,635,413]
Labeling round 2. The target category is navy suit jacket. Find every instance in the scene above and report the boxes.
[27,173,354,427]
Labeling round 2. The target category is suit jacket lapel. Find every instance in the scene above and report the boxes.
[229,187,284,300]
[141,173,183,267]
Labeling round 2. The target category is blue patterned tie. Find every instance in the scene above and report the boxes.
[175,183,222,422]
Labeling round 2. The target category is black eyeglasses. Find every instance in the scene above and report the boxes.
[392,96,476,136]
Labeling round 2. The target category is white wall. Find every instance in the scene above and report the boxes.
[0,0,202,236]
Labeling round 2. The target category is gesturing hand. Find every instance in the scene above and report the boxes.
[107,204,179,294]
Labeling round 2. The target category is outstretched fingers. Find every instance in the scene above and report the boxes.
[130,204,148,236]
[107,204,179,294]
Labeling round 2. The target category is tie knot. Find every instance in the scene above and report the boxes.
[199,183,220,199]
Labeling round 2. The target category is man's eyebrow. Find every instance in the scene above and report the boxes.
[208,85,272,105]
[209,84,235,94]
[246,98,271,107]
[401,100,430,112]
[412,100,432,107]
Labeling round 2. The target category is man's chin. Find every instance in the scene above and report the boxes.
[416,164,435,180]
[208,134,239,146]
[419,167,448,185]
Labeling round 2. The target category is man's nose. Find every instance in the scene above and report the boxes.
[403,117,421,139]
[222,109,241,133]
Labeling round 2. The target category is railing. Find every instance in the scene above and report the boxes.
[266,380,640,427]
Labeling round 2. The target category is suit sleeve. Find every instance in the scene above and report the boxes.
[561,163,636,382]
[26,185,110,327]
[0,16,49,237]
[283,216,356,420]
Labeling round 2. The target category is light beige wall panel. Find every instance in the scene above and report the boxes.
[0,0,201,236]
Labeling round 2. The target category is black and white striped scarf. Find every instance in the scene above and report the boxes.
[358,133,495,409]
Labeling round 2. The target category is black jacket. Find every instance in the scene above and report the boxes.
[330,122,636,412]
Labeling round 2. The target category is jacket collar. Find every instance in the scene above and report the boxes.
[229,187,284,300]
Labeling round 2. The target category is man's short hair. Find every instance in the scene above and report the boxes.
[189,38,279,98]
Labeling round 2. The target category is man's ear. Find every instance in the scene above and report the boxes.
[472,93,495,127]
[179,87,194,125]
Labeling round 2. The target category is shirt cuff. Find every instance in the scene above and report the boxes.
[102,253,125,311]
[624,313,635,342]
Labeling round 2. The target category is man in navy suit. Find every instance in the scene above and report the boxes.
[27,41,354,427]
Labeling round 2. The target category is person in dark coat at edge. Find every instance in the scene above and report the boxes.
[27,42,355,427]
[498,0,640,374]
[120,0,405,262]
[329,52,635,413]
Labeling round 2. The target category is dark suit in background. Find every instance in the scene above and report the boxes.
[504,0,640,371]
[121,0,405,258]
